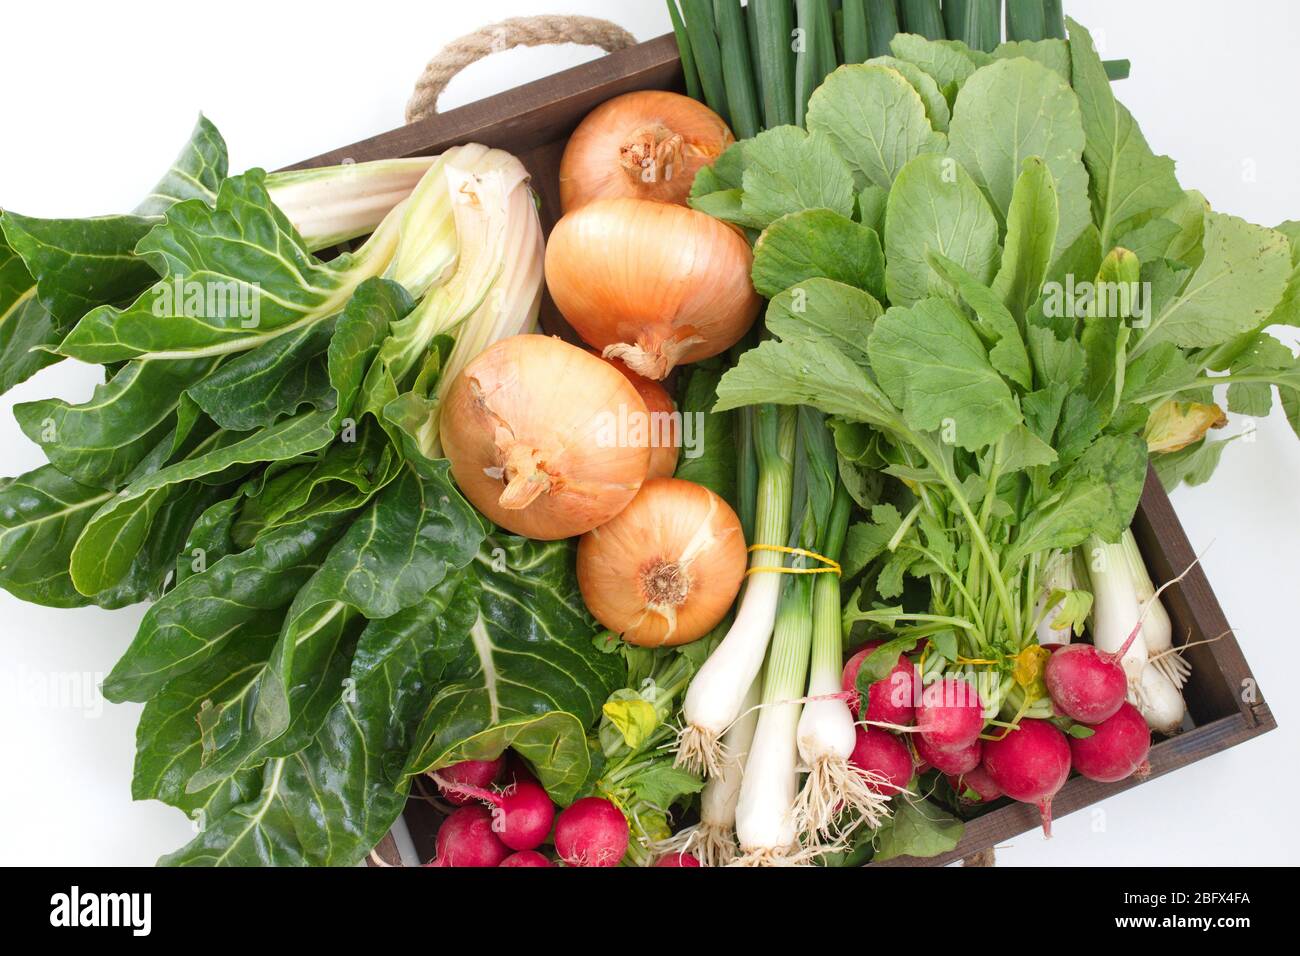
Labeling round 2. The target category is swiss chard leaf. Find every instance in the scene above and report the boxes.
[402,535,625,805]
[102,509,353,703]
[57,170,380,364]
[0,236,60,394]
[187,462,485,791]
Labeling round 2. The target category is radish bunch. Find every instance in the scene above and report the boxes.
[428,754,630,867]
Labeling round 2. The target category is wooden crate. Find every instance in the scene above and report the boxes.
[290,33,1277,867]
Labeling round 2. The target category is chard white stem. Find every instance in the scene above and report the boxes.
[266,156,437,251]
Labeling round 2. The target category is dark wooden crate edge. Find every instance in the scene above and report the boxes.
[326,36,1277,867]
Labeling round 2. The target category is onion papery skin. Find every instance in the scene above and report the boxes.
[577,478,746,647]
[559,90,733,212]
[599,353,680,479]
[545,198,761,380]
[441,335,651,540]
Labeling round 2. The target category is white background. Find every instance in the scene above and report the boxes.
[1,0,1296,866]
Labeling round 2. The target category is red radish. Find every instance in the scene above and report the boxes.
[500,850,555,867]
[948,763,1003,803]
[916,678,984,749]
[1069,702,1151,783]
[982,719,1072,836]
[433,804,510,866]
[842,641,916,726]
[654,852,702,867]
[848,727,913,794]
[433,757,503,806]
[915,733,981,775]
[554,797,629,867]
[1044,643,1129,724]
[433,777,556,852]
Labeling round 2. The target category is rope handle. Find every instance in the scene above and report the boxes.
[406,15,638,125]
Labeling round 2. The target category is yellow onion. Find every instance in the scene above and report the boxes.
[599,353,680,480]
[577,478,747,647]
[559,90,734,212]
[545,198,761,380]
[441,335,651,540]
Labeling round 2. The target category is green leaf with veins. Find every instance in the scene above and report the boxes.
[188,462,485,791]
[873,798,964,862]
[69,410,338,596]
[992,39,1070,81]
[751,209,886,302]
[1153,437,1237,491]
[1008,433,1147,560]
[1,115,229,332]
[993,157,1059,325]
[102,509,353,703]
[736,126,856,229]
[401,535,625,805]
[863,56,951,131]
[15,357,218,490]
[57,170,386,364]
[0,464,114,608]
[806,63,945,191]
[868,297,1021,451]
[884,153,1001,307]
[889,34,985,90]
[947,57,1090,255]
[926,250,1032,391]
[1134,212,1291,354]
[132,622,272,817]
[1067,19,1184,249]
[134,114,229,216]
[0,236,60,394]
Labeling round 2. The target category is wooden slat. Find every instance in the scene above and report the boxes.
[880,712,1265,867]
[285,34,682,170]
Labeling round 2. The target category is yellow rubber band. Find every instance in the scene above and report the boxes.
[743,546,842,574]
[955,655,1001,667]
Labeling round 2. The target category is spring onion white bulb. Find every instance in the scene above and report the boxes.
[793,491,889,844]
[676,406,795,776]
[1084,535,1150,685]
[1120,530,1189,689]
[1135,661,1186,735]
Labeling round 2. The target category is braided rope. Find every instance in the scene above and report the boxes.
[405,15,637,124]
